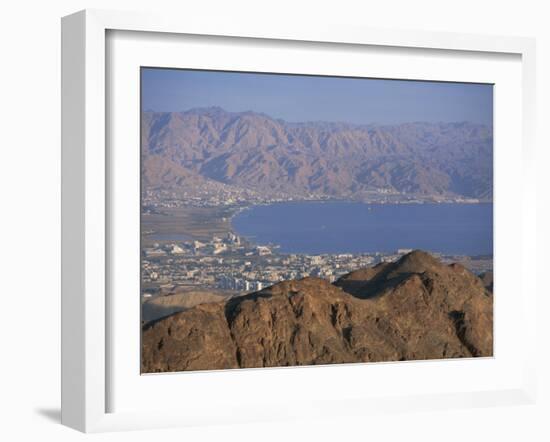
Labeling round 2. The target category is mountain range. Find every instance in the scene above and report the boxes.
[141,251,493,372]
[141,107,493,200]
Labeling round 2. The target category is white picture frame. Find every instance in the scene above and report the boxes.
[61,9,537,433]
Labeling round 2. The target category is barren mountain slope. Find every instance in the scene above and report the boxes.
[142,251,493,372]
[141,108,493,199]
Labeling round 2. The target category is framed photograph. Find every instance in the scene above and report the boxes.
[61,9,537,432]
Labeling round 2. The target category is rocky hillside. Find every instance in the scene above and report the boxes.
[141,251,493,372]
[142,290,230,323]
[141,107,493,199]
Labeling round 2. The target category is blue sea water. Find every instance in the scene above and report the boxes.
[232,201,493,256]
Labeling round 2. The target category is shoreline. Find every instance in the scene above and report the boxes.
[141,202,494,299]
[229,200,493,257]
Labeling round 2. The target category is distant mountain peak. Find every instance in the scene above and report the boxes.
[146,107,489,130]
[182,105,228,116]
[141,108,493,200]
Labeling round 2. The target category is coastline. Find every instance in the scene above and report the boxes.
[228,198,492,243]
[142,198,493,258]
[230,200,493,257]
[141,200,493,305]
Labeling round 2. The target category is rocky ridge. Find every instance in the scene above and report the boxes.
[141,251,493,372]
[141,108,493,199]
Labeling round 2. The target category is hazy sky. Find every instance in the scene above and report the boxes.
[141,68,493,126]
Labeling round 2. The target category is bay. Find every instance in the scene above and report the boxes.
[232,201,493,256]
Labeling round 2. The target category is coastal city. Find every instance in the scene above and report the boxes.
[143,231,376,296]
[141,175,492,309]
[137,60,496,372]
[142,182,482,212]
[141,228,493,302]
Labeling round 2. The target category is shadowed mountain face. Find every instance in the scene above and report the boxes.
[141,108,493,199]
[141,251,493,373]
[479,271,493,293]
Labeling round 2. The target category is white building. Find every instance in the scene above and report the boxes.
[256,245,272,256]
[170,244,185,254]
[213,244,228,255]
[193,240,206,250]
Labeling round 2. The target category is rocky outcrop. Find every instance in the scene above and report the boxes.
[479,271,493,292]
[141,251,493,373]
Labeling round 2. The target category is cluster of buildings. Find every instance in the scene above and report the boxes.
[141,185,490,299]
[141,231,395,297]
[143,184,481,213]
[141,228,492,304]
[142,228,494,301]
[143,232,265,260]
[142,184,331,210]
